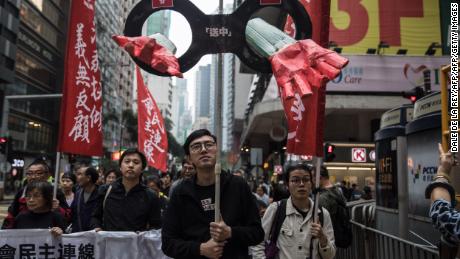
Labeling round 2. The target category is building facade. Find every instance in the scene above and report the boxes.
[96,0,136,153]
[7,0,70,160]
[195,64,211,119]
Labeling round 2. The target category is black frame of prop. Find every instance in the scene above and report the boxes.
[124,0,312,75]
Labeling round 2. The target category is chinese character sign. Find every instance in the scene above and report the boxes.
[0,229,170,259]
[136,67,168,171]
[58,0,102,156]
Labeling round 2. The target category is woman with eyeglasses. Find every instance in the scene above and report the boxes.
[252,163,336,259]
[1,160,71,229]
[12,181,65,237]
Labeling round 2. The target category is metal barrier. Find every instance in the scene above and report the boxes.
[336,220,439,259]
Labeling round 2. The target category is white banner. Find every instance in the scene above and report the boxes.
[0,229,171,259]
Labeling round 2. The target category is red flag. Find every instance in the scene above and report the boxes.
[57,0,102,156]
[152,0,174,8]
[136,67,168,171]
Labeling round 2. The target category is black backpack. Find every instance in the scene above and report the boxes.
[325,188,352,248]
[266,199,324,259]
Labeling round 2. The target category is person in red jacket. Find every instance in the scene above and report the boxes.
[1,160,71,229]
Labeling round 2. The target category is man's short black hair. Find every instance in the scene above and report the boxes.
[183,129,217,155]
[284,163,313,183]
[84,167,99,184]
[104,168,121,179]
[181,158,191,166]
[28,159,50,174]
[119,148,147,169]
[319,166,329,179]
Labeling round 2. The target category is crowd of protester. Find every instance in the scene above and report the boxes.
[1,128,457,258]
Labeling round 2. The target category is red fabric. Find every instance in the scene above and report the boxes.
[270,41,347,156]
[112,35,183,78]
[57,0,102,156]
[152,0,174,8]
[136,67,168,172]
[278,0,334,157]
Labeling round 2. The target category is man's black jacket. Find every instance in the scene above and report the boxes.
[161,172,264,259]
[90,179,161,231]
[71,186,99,232]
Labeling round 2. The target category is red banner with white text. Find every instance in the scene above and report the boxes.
[57,0,102,156]
[136,67,168,172]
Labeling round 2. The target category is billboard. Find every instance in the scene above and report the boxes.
[329,0,442,55]
[328,55,449,92]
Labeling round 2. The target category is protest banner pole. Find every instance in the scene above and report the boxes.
[313,157,322,222]
[53,152,61,199]
[214,0,224,223]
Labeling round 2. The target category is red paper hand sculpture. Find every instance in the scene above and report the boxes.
[269,39,348,101]
[112,35,183,78]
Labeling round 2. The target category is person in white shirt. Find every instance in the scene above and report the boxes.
[252,163,336,259]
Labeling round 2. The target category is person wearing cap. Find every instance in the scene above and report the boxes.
[91,148,161,231]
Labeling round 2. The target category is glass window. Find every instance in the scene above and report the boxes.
[26,121,53,152]
[15,50,57,90]
[28,0,67,29]
[20,2,64,49]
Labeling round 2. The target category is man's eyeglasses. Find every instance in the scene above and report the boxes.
[189,141,216,153]
[26,171,45,177]
[290,177,311,185]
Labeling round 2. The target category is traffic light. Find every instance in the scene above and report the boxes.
[402,86,425,104]
[0,137,8,154]
[324,142,336,162]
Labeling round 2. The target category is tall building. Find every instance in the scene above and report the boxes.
[195,64,211,118]
[0,0,19,85]
[95,0,136,152]
[177,108,192,144]
[172,78,187,137]
[4,0,70,164]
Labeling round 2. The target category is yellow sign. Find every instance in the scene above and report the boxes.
[330,0,442,55]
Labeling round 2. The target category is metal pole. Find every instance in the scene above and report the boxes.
[396,136,408,239]
[53,152,61,199]
[214,0,224,223]
[313,157,322,222]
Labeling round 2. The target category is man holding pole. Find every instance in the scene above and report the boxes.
[162,129,264,259]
